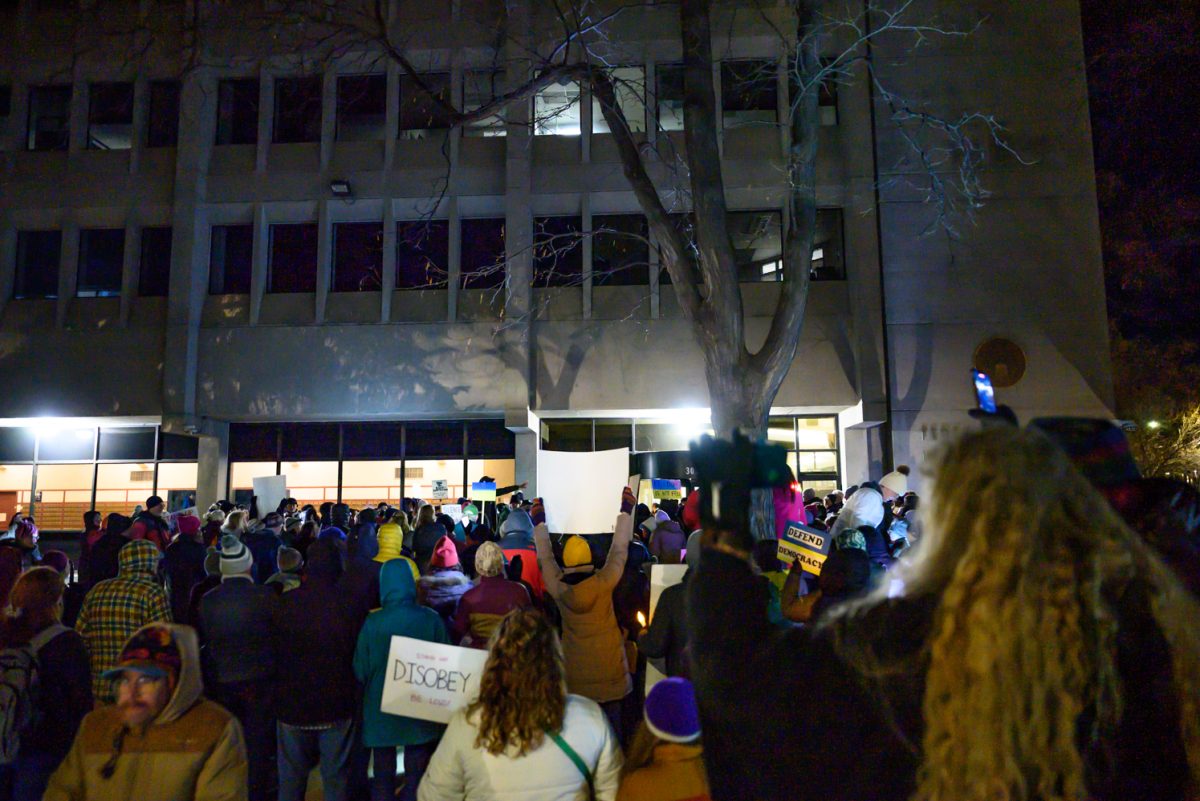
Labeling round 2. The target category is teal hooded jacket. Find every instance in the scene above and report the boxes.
[353,558,450,747]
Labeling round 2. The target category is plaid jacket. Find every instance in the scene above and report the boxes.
[76,539,171,701]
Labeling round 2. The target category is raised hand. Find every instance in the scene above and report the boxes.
[621,486,637,515]
[530,497,546,527]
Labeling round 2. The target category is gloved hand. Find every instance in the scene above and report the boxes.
[620,486,637,515]
[530,497,546,527]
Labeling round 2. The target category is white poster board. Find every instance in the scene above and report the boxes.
[536,447,630,534]
[252,475,289,520]
[431,479,449,500]
[442,504,463,524]
[380,636,489,724]
[645,563,689,693]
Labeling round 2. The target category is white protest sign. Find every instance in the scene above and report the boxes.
[431,479,449,500]
[252,475,289,520]
[536,447,630,534]
[645,563,688,693]
[442,503,463,524]
[380,636,489,724]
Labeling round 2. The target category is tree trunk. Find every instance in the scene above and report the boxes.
[706,362,777,541]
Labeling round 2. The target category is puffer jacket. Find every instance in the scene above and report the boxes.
[418,567,472,627]
[75,539,171,701]
[648,521,687,564]
[534,514,633,703]
[353,559,449,748]
[418,694,623,801]
[43,624,248,801]
[451,576,532,648]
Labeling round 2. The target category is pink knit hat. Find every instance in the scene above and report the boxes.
[430,535,459,569]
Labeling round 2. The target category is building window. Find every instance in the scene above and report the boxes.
[729,210,782,283]
[396,220,449,289]
[268,223,318,293]
[274,76,322,144]
[398,73,452,139]
[811,208,845,281]
[332,221,383,292]
[14,230,61,299]
[32,462,94,532]
[0,464,34,524]
[146,80,181,147]
[155,462,198,512]
[722,59,777,128]
[540,420,593,452]
[463,70,505,138]
[788,62,839,127]
[534,78,581,136]
[460,218,505,289]
[593,66,646,134]
[341,460,402,508]
[336,74,386,141]
[215,78,259,145]
[26,85,71,151]
[533,216,583,287]
[37,428,96,462]
[139,227,172,297]
[98,427,156,461]
[208,224,253,294]
[592,214,649,286]
[655,64,684,132]
[77,228,125,297]
[87,82,133,150]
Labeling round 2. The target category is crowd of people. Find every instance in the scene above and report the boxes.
[0,419,1196,801]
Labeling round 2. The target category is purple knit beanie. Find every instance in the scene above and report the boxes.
[644,677,701,743]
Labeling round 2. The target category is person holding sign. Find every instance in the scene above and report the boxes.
[419,609,623,801]
[354,558,450,801]
[533,489,636,742]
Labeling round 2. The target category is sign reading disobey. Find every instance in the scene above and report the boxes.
[380,637,489,724]
[776,521,832,578]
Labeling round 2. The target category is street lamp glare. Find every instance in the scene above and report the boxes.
[1146,420,1161,430]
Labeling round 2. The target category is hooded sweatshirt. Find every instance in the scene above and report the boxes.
[353,559,450,748]
[75,540,172,701]
[43,624,248,801]
[534,513,634,703]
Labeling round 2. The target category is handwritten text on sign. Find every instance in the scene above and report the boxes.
[380,637,489,724]
[776,522,832,577]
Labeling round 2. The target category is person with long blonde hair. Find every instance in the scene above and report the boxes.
[688,426,1200,801]
[419,608,623,800]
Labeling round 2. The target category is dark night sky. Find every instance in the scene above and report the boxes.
[1079,0,1200,352]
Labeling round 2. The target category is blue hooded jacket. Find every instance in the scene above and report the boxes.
[353,558,449,747]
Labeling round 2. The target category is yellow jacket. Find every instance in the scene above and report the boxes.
[616,743,711,801]
[43,624,248,801]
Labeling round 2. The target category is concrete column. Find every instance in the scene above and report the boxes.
[56,220,79,328]
[0,218,16,320]
[195,422,230,512]
[319,68,336,170]
[447,197,460,322]
[130,76,148,175]
[7,80,27,152]
[68,79,87,154]
[255,67,272,173]
[841,424,884,489]
[380,199,396,322]
[163,69,217,424]
[645,62,657,146]
[248,204,268,325]
[119,220,139,326]
[581,194,592,319]
[384,62,399,170]
[314,198,332,323]
[504,0,534,406]
[507,408,538,496]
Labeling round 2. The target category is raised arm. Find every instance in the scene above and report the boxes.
[596,487,637,588]
[531,498,565,599]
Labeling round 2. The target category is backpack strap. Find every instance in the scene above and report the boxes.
[545,729,595,801]
[27,624,69,654]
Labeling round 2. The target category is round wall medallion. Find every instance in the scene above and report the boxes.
[973,338,1026,388]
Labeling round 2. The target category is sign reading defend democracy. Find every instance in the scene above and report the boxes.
[380,637,489,724]
[776,521,832,577]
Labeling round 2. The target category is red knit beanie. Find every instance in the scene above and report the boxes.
[430,535,459,569]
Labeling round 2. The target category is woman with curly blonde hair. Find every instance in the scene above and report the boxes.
[419,608,623,800]
[688,426,1200,801]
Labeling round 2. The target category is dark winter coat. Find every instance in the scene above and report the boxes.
[22,625,93,764]
[126,510,171,552]
[648,521,687,564]
[639,572,690,678]
[85,532,129,588]
[272,568,366,725]
[340,554,382,617]
[242,527,282,584]
[163,535,207,626]
[687,549,1191,801]
[0,538,37,607]
[412,522,448,571]
[199,576,280,686]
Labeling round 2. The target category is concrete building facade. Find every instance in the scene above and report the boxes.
[0,0,1112,528]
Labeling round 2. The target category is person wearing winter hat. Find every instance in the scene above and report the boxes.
[202,508,226,548]
[45,623,248,801]
[417,536,472,630]
[617,677,709,801]
[534,490,635,740]
[640,532,703,679]
[0,516,41,608]
[186,549,222,632]
[374,520,420,581]
[126,495,171,553]
[266,547,304,594]
[243,511,283,585]
[878,465,910,501]
[354,558,449,801]
[450,542,531,648]
[499,507,544,599]
[199,534,279,801]
[163,513,207,626]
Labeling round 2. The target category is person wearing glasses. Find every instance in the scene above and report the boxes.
[43,623,248,801]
